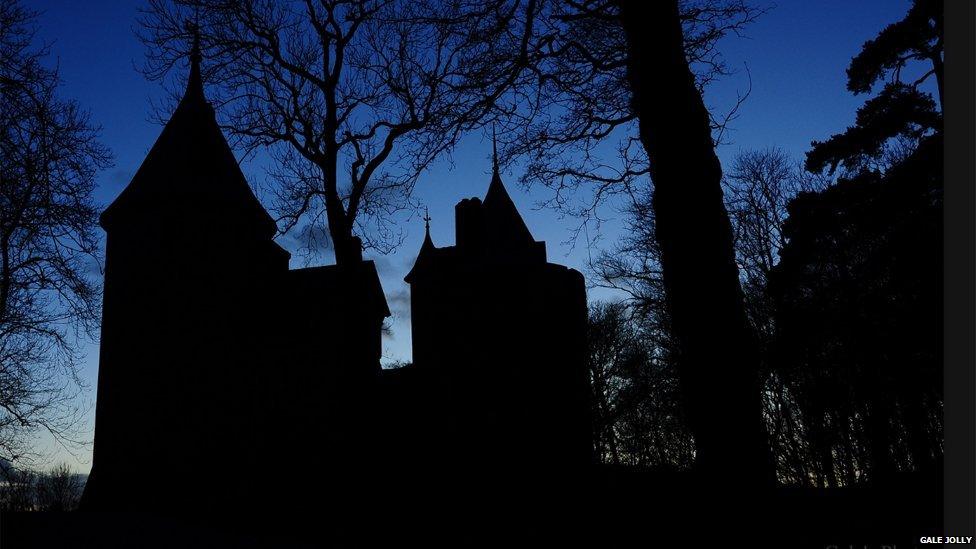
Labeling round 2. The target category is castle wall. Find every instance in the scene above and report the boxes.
[408,259,591,475]
[87,206,288,510]
[84,56,392,513]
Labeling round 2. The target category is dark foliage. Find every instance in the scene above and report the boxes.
[771,134,943,486]
[807,0,942,176]
[846,0,942,96]
[770,0,943,485]
[805,83,939,175]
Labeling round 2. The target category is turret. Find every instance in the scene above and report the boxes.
[402,135,591,477]
[99,31,276,242]
[83,36,287,511]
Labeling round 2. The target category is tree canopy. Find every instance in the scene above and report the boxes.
[806,0,942,176]
[139,0,535,263]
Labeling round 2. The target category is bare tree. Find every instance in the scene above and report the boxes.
[494,0,772,482]
[592,148,830,481]
[0,460,35,511]
[722,148,829,484]
[586,301,693,469]
[724,148,829,333]
[497,0,762,227]
[587,301,633,464]
[34,462,83,511]
[0,461,83,511]
[0,0,111,466]
[139,0,536,264]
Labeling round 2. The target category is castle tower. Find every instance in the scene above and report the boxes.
[83,42,291,510]
[404,148,592,475]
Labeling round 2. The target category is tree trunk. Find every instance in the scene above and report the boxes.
[618,0,773,484]
[329,216,360,265]
[321,170,361,266]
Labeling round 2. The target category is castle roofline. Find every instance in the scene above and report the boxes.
[100,36,275,238]
[288,260,391,318]
[481,170,534,247]
[405,210,441,283]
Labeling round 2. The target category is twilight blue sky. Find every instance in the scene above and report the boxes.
[24,0,914,470]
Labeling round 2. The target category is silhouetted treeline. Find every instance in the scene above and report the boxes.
[769,136,942,487]
[587,301,693,469]
[590,139,942,485]
[0,463,84,511]
[769,0,942,487]
[588,0,942,486]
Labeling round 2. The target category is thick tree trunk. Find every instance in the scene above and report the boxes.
[618,0,773,484]
[321,169,362,266]
[328,212,360,265]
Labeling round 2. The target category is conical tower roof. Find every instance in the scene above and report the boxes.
[100,37,275,238]
[482,133,534,246]
[405,208,439,282]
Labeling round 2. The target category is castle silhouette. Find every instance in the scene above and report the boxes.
[81,48,590,512]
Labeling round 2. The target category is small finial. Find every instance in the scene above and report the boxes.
[419,205,435,252]
[189,17,201,60]
[184,17,204,100]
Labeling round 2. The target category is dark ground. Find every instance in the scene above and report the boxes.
[1,468,942,548]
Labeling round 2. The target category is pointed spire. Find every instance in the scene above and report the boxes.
[406,205,437,283]
[101,13,274,237]
[183,19,205,103]
[491,124,500,178]
[487,123,507,201]
[419,205,435,253]
[482,125,535,246]
[485,124,509,207]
